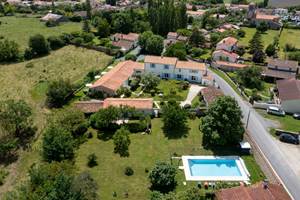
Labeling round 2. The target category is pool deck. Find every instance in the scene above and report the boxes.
[182,155,250,182]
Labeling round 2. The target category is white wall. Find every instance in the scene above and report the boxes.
[144,62,176,78]
[282,100,300,114]
[213,52,237,63]
[173,68,203,83]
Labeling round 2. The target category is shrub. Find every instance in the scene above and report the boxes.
[29,34,50,56]
[150,89,156,96]
[81,32,95,43]
[87,153,98,167]
[86,131,93,138]
[0,168,8,185]
[124,167,134,176]
[125,54,137,61]
[124,121,147,133]
[47,36,65,50]
[25,62,34,68]
[45,20,59,27]
[180,81,189,90]
[72,37,84,46]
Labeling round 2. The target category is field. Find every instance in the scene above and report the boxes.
[278,29,300,59]
[75,118,265,200]
[0,46,112,194]
[224,0,263,3]
[0,16,82,50]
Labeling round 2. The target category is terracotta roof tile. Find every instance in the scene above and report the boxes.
[277,78,300,101]
[256,13,280,20]
[103,98,153,110]
[218,37,238,46]
[176,61,206,71]
[216,61,248,69]
[74,100,103,113]
[201,86,223,104]
[144,56,178,66]
[213,50,239,59]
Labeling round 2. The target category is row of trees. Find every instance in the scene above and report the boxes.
[139,31,164,55]
[249,31,266,63]
[148,0,187,35]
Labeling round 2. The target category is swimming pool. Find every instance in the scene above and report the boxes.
[182,156,250,182]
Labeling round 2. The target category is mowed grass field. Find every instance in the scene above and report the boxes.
[0,16,82,50]
[0,46,112,194]
[75,119,265,200]
[278,28,300,59]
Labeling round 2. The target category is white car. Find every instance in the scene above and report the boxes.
[267,106,285,116]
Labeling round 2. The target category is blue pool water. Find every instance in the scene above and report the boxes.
[188,159,242,177]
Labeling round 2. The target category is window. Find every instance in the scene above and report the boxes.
[191,76,197,81]
[151,63,155,68]
[177,74,182,79]
[178,69,181,72]
[164,65,169,69]
[164,73,169,78]
[189,70,197,73]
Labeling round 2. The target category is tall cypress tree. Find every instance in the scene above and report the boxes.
[86,0,92,20]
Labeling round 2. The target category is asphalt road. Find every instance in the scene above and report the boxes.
[210,70,300,200]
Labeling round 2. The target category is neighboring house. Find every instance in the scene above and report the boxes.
[90,61,143,96]
[276,78,300,114]
[164,32,189,48]
[273,8,288,16]
[254,12,281,29]
[75,98,153,115]
[216,37,238,52]
[220,24,240,31]
[167,32,178,41]
[111,33,139,53]
[201,86,223,106]
[212,50,239,63]
[144,56,207,83]
[73,11,87,19]
[216,181,291,200]
[41,13,67,22]
[212,61,248,72]
[226,4,249,12]
[262,58,299,80]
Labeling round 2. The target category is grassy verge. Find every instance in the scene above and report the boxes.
[75,118,265,199]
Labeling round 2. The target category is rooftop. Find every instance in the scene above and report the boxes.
[216,61,248,69]
[256,13,280,21]
[218,37,238,46]
[74,100,103,113]
[201,86,224,104]
[277,78,300,101]
[103,98,153,110]
[144,55,178,66]
[262,68,296,79]
[176,61,206,71]
[112,33,139,42]
[268,58,299,70]
[213,50,239,59]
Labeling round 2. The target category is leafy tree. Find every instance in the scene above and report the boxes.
[141,73,160,92]
[125,54,137,61]
[161,101,188,137]
[139,31,154,51]
[116,86,132,97]
[149,162,177,193]
[90,106,120,130]
[72,172,98,200]
[237,66,263,90]
[47,36,65,50]
[164,42,187,60]
[87,153,98,167]
[249,31,263,54]
[106,0,117,6]
[252,49,266,63]
[265,44,276,57]
[0,39,20,62]
[145,35,164,55]
[256,21,268,32]
[237,29,246,37]
[189,28,205,47]
[112,12,133,34]
[28,34,50,56]
[113,127,131,157]
[42,124,75,162]
[46,79,74,108]
[201,96,244,146]
[178,187,202,200]
[96,18,110,38]
[0,100,35,140]
[0,137,17,159]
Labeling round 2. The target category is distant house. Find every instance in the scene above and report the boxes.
[254,12,281,29]
[262,59,299,80]
[212,61,248,72]
[276,78,300,114]
[200,86,223,106]
[89,61,143,96]
[187,10,206,18]
[216,181,291,200]
[216,37,238,52]
[164,32,189,48]
[75,98,154,115]
[220,24,240,31]
[73,11,87,19]
[212,50,239,63]
[41,12,67,23]
[144,56,207,83]
[111,33,139,53]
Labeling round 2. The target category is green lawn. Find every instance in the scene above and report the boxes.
[239,28,279,50]
[258,110,300,133]
[279,28,300,59]
[0,16,82,50]
[75,118,265,200]
[134,80,189,102]
[0,46,112,194]
[223,0,263,3]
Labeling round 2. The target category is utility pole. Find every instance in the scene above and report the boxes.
[246,109,251,129]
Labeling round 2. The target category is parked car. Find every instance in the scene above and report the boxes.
[293,113,300,120]
[267,106,285,116]
[279,133,299,145]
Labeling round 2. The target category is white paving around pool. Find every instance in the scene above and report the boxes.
[181,156,250,182]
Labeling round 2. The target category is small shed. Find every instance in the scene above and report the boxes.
[239,141,251,154]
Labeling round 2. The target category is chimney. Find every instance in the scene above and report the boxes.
[263,180,269,189]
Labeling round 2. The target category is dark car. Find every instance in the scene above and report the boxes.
[293,113,300,120]
[279,134,299,145]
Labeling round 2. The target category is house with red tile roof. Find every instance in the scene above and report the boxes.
[216,181,291,200]
[216,37,238,52]
[212,61,248,72]
[201,86,223,106]
[74,98,153,114]
[276,78,300,114]
[111,33,139,53]
[212,50,239,63]
[90,61,143,96]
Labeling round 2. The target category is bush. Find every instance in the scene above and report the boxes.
[86,131,93,138]
[123,121,147,133]
[124,167,134,176]
[87,153,98,167]
[72,37,84,46]
[125,54,137,61]
[47,36,65,50]
[0,168,8,185]
[0,39,20,62]
[150,89,156,96]
[29,34,50,56]
[45,20,59,27]
[46,79,74,108]
[81,32,95,43]
[24,48,34,60]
